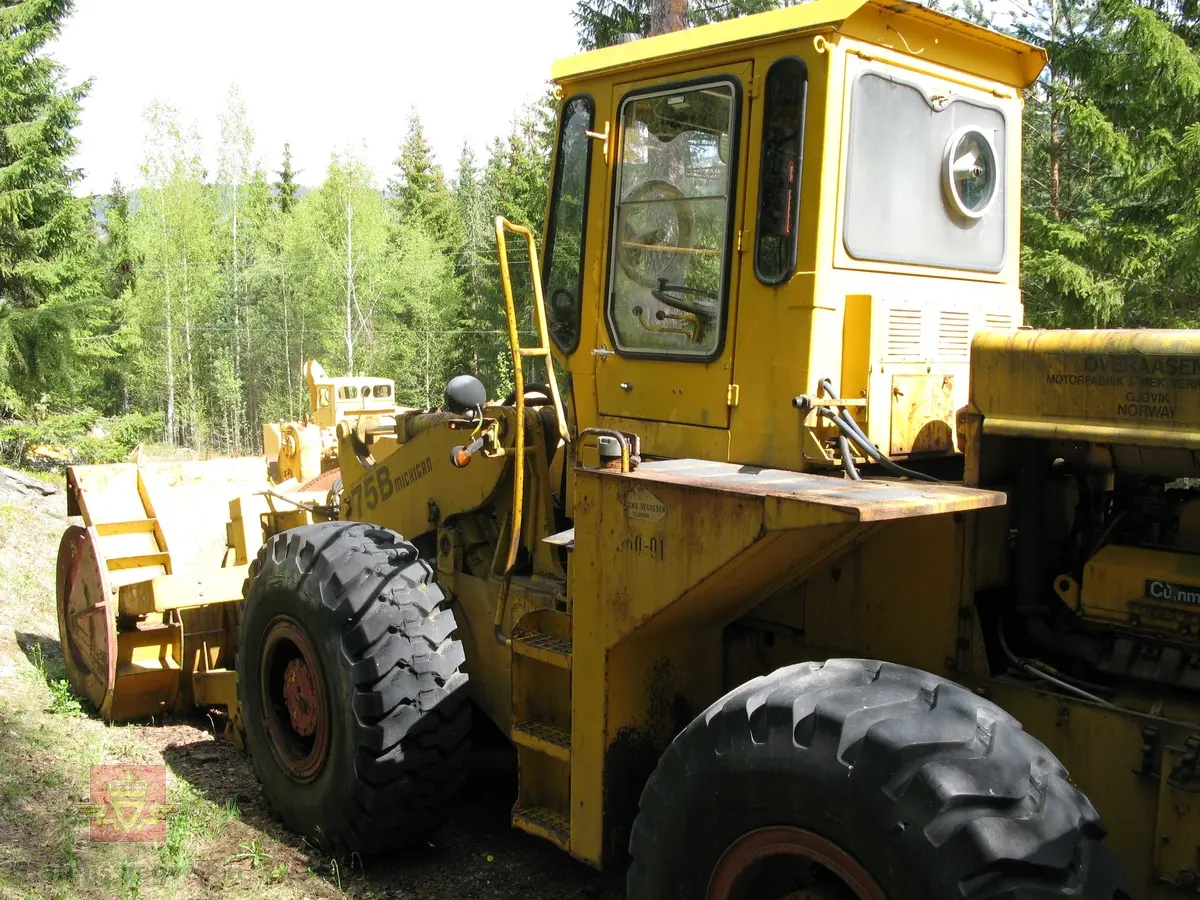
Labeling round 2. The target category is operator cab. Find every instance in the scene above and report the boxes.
[540,0,1043,474]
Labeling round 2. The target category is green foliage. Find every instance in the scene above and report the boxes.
[0,0,100,404]
[390,111,463,253]
[0,408,160,466]
[573,0,782,48]
[117,858,141,900]
[274,142,299,213]
[158,780,239,877]
[28,643,83,716]
[29,0,1200,453]
[1015,0,1200,327]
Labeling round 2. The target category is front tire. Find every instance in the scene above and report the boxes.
[628,659,1129,900]
[237,522,470,854]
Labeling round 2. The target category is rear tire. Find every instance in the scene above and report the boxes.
[237,521,469,854]
[628,659,1129,900]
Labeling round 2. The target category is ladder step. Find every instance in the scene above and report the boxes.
[95,519,159,536]
[518,347,550,357]
[513,719,571,761]
[513,806,569,851]
[512,631,571,669]
[106,551,172,571]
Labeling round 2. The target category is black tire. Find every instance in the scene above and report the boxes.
[628,659,1129,900]
[237,521,470,855]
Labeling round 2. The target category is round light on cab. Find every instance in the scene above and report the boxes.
[942,127,998,220]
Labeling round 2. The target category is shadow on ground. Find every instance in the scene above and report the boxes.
[12,628,624,898]
[164,716,624,900]
[15,630,64,674]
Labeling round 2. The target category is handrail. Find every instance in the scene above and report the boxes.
[493,216,571,577]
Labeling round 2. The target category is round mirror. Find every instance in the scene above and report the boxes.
[942,127,998,220]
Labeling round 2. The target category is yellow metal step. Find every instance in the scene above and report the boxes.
[95,519,160,536]
[513,806,570,851]
[106,551,172,571]
[511,631,571,669]
[513,719,571,761]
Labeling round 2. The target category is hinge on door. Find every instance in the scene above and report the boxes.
[727,383,741,407]
[736,229,744,252]
[748,75,763,99]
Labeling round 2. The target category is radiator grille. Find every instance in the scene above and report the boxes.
[983,312,1015,331]
[886,308,923,360]
[937,310,971,361]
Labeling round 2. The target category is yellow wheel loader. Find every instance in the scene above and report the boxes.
[56,1,1200,895]
[262,359,399,486]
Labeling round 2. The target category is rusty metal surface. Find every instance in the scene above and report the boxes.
[56,525,116,716]
[597,459,1005,523]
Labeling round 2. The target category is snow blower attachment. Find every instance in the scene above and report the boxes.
[55,459,333,734]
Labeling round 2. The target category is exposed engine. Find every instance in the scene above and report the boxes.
[1022,464,1200,695]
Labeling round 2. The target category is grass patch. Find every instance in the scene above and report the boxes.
[28,641,84,716]
[159,780,241,877]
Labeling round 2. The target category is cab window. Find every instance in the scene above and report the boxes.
[543,95,595,353]
[607,80,738,359]
[755,58,807,284]
[843,71,1007,272]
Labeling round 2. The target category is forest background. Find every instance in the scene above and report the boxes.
[1,0,1198,461]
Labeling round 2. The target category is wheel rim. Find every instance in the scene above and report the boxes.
[707,826,886,900]
[260,616,330,781]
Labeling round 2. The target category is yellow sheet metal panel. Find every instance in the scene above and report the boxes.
[67,464,147,526]
[338,411,514,540]
[607,459,1004,530]
[566,460,998,866]
[553,0,863,81]
[191,669,238,708]
[1075,544,1200,641]
[972,329,1200,449]
[982,681,1200,899]
[117,566,249,616]
[1155,740,1200,892]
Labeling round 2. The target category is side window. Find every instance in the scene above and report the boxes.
[543,95,594,353]
[843,72,1006,272]
[607,80,738,359]
[755,58,807,284]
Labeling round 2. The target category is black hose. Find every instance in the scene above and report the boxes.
[817,378,940,483]
[819,407,940,483]
[997,625,1115,708]
[837,434,861,481]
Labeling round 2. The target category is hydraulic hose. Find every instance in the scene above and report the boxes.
[837,433,861,481]
[817,378,940,483]
[997,625,1115,708]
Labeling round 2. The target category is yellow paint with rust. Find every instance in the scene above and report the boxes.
[971,329,1200,450]
[552,0,1040,476]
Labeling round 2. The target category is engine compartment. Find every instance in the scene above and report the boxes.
[1023,462,1200,695]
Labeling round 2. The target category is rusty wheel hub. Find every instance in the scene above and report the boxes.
[707,827,885,900]
[282,658,319,736]
[260,617,330,781]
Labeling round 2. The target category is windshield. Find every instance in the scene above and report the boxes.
[606,80,738,359]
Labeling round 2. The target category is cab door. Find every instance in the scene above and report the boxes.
[595,62,753,429]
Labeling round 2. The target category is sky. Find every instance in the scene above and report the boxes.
[56,0,582,196]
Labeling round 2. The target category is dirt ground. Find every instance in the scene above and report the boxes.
[0,463,623,900]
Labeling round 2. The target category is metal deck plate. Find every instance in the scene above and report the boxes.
[602,459,1005,524]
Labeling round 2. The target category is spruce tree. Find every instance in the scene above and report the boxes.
[275,142,299,213]
[100,177,133,299]
[389,111,461,252]
[0,0,97,405]
[1014,0,1200,327]
[573,0,781,48]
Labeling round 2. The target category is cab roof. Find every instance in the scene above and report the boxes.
[551,0,1046,89]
